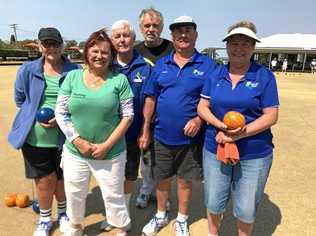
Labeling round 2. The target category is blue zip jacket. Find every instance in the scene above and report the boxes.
[113,50,152,142]
[8,56,81,149]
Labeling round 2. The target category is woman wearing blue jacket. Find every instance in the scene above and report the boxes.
[8,27,80,236]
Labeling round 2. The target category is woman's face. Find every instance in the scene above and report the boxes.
[39,40,63,61]
[87,41,112,70]
[226,34,255,65]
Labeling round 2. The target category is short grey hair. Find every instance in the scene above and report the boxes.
[111,19,136,38]
[139,7,164,26]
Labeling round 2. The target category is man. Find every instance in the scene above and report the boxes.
[310,58,316,74]
[99,20,151,232]
[139,16,217,236]
[134,7,174,209]
[135,7,174,66]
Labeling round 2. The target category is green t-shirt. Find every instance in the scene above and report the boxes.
[59,69,133,160]
[27,74,60,147]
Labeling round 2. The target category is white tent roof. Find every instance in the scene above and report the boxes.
[256,34,316,50]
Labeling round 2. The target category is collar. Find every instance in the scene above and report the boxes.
[113,50,147,70]
[33,55,74,78]
[164,49,202,65]
[222,61,259,82]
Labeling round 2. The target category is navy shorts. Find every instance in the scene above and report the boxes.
[21,143,63,179]
[151,140,203,181]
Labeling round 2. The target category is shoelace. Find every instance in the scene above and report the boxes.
[37,221,50,230]
[176,220,188,234]
[59,214,69,221]
[150,216,165,228]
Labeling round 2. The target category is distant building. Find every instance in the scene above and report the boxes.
[255,34,316,71]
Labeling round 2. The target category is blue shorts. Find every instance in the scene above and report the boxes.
[203,148,273,223]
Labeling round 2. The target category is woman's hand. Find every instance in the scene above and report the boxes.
[72,137,93,157]
[39,118,57,128]
[91,143,110,160]
[216,131,234,144]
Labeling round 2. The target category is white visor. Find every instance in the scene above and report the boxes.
[222,27,260,42]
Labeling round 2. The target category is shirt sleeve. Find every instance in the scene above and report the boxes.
[118,74,134,101]
[14,65,27,108]
[55,72,80,142]
[261,71,280,108]
[144,69,159,98]
[201,65,220,99]
[119,98,134,117]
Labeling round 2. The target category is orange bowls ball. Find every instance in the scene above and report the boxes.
[223,111,246,130]
[4,193,17,207]
[15,194,30,208]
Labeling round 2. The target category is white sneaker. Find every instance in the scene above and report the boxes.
[33,221,53,236]
[175,220,190,236]
[136,193,151,208]
[142,214,169,236]
[100,219,115,231]
[64,226,84,236]
[58,213,70,233]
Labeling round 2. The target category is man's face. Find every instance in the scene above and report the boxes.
[140,13,163,44]
[111,26,135,54]
[171,25,197,51]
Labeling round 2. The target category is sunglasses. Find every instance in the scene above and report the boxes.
[41,40,62,48]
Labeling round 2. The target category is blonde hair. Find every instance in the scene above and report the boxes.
[228,20,257,34]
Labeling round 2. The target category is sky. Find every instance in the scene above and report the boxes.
[0,0,315,50]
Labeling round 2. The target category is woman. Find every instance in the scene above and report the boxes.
[8,27,80,236]
[198,21,279,236]
[55,29,133,236]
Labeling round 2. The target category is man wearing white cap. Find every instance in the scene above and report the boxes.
[139,15,216,236]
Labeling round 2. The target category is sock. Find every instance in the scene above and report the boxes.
[124,193,131,215]
[156,210,166,218]
[39,208,52,222]
[57,200,67,215]
[176,212,188,222]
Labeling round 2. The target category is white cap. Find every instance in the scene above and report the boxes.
[169,16,197,31]
[222,27,260,42]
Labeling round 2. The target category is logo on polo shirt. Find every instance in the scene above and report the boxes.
[133,72,145,82]
[192,69,204,76]
[245,81,259,89]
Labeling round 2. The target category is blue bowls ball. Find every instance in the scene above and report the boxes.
[36,107,55,123]
[32,200,40,214]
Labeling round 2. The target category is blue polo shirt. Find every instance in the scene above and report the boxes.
[144,50,216,145]
[201,62,279,160]
[114,50,151,142]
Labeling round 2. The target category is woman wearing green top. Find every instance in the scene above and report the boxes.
[55,29,134,236]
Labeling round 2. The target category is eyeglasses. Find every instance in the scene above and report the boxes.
[41,41,62,48]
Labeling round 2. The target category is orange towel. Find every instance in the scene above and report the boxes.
[217,142,240,165]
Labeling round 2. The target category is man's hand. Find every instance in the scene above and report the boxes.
[183,117,202,137]
[138,128,151,150]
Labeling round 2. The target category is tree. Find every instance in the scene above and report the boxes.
[10,34,16,44]
[65,40,78,50]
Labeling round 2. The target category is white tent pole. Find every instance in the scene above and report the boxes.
[302,52,307,71]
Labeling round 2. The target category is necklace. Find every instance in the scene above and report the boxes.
[85,69,106,88]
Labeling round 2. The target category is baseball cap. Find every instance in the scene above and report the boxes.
[38,27,63,44]
[222,27,260,42]
[169,16,197,31]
